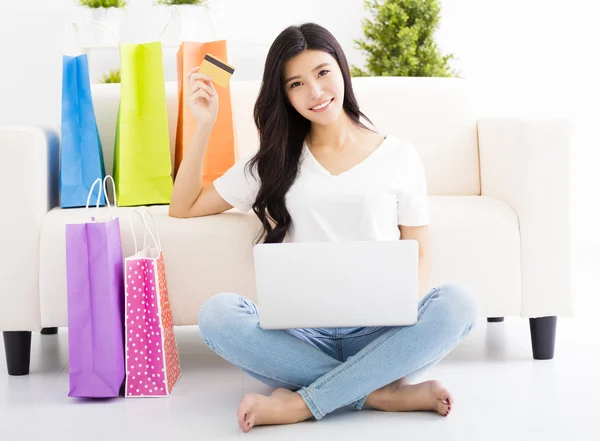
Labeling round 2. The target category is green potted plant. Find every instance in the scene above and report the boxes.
[101,69,121,83]
[77,0,127,6]
[351,0,459,78]
[74,0,127,46]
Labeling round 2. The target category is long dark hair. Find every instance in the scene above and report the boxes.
[248,23,374,244]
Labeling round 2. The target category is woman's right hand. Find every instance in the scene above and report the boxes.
[186,67,219,129]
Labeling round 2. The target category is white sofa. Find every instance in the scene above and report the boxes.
[0,76,573,375]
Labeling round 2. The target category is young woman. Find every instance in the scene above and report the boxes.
[169,23,478,433]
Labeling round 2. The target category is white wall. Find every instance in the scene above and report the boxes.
[436,0,600,251]
[1,0,598,249]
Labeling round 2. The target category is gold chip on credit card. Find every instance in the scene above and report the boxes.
[197,53,235,88]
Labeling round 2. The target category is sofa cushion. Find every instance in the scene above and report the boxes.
[39,196,520,327]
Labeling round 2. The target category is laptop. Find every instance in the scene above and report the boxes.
[252,240,420,330]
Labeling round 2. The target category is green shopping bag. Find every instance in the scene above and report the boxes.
[114,41,173,206]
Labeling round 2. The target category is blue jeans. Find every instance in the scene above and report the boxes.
[198,283,478,420]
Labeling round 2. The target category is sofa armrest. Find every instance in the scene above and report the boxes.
[477,116,573,317]
[0,125,59,331]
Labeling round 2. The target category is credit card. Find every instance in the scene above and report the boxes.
[197,53,235,88]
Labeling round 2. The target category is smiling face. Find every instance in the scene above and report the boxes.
[283,49,345,126]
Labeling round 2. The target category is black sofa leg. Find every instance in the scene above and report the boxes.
[529,316,557,360]
[3,331,32,376]
[41,327,58,335]
[488,317,504,322]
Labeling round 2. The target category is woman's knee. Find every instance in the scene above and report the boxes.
[437,283,479,331]
[198,292,242,341]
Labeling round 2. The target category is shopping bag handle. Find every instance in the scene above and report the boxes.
[103,175,118,218]
[129,210,148,256]
[85,175,117,222]
[158,4,217,42]
[129,210,161,256]
[142,210,163,251]
[71,20,119,49]
[158,5,181,42]
[85,178,103,218]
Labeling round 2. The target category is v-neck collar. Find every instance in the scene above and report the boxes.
[303,135,389,178]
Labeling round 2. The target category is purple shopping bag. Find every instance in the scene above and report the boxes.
[65,176,125,398]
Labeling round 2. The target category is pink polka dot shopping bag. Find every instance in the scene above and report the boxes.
[65,176,125,398]
[124,210,181,397]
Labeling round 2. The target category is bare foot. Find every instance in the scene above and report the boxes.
[365,378,453,416]
[237,388,313,433]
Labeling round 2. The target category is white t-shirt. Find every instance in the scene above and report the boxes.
[212,134,429,243]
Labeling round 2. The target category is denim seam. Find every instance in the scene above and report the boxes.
[202,336,305,389]
[417,288,440,320]
[297,388,325,420]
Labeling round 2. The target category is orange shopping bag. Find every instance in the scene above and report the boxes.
[175,41,236,184]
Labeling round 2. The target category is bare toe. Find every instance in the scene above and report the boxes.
[237,395,258,433]
[437,400,451,416]
[441,389,454,406]
[430,381,453,416]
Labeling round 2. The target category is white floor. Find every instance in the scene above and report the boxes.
[1,250,599,441]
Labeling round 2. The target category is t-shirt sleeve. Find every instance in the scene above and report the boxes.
[212,153,260,213]
[397,143,430,226]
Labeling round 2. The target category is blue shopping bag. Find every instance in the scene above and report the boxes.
[60,54,106,208]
